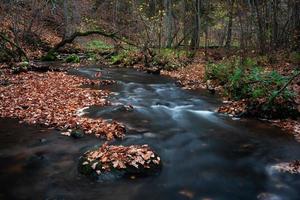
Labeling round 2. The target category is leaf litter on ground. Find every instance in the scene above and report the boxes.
[0,70,125,140]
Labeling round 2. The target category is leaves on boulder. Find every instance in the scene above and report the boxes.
[82,143,161,174]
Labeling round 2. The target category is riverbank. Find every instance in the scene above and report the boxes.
[160,52,300,142]
[0,68,125,140]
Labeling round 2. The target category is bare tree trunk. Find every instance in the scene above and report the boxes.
[253,0,266,54]
[164,0,174,48]
[63,0,71,39]
[292,0,300,50]
[183,0,190,47]
[225,0,234,49]
[190,0,201,50]
[149,0,157,17]
[272,0,279,48]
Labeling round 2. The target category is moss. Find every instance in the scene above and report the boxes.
[86,40,113,51]
[41,51,57,61]
[65,54,80,63]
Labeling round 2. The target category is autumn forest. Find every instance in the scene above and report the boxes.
[0,0,300,199]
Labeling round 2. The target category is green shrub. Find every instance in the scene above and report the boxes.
[205,58,239,85]
[65,54,80,63]
[110,50,139,66]
[41,51,57,61]
[205,57,295,102]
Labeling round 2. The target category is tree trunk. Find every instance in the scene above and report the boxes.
[164,0,174,48]
[253,0,266,54]
[272,0,279,48]
[190,0,201,50]
[183,0,190,47]
[225,0,234,49]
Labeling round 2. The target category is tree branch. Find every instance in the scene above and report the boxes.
[50,29,138,53]
[268,70,300,104]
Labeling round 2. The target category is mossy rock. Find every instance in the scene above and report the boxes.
[71,129,85,139]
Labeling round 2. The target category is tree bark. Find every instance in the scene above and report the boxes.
[49,30,135,53]
[190,0,201,50]
[225,0,234,49]
[164,0,174,48]
[253,0,266,54]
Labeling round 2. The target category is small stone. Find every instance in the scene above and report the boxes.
[39,138,47,143]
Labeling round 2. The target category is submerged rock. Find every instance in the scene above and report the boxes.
[78,143,162,178]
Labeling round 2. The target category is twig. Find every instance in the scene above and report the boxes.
[268,70,300,104]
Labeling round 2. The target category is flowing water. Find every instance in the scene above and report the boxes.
[0,67,300,200]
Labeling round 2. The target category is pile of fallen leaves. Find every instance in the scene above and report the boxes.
[271,119,300,142]
[217,100,248,117]
[161,63,206,90]
[271,160,300,174]
[0,70,125,140]
[80,143,161,175]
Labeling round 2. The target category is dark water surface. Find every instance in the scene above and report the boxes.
[0,67,300,200]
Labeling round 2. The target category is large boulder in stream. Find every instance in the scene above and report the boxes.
[78,143,162,179]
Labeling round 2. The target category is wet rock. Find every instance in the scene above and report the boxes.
[146,67,161,75]
[116,105,134,112]
[110,105,134,113]
[71,129,85,139]
[78,143,162,178]
[257,193,281,200]
[39,138,47,143]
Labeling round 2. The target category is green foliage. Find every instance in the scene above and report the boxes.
[205,58,238,84]
[65,54,80,63]
[152,48,191,70]
[110,50,139,66]
[205,57,295,102]
[110,51,128,65]
[41,51,57,61]
[87,52,99,62]
[86,40,113,51]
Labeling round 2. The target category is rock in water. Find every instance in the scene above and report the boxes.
[71,129,85,139]
[78,143,162,178]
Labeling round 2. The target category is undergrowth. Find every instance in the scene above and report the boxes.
[205,56,299,119]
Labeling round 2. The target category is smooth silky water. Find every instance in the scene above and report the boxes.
[0,67,300,200]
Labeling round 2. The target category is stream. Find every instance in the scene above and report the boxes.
[0,67,300,200]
